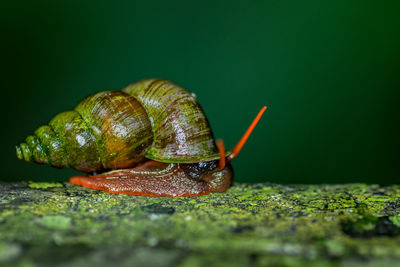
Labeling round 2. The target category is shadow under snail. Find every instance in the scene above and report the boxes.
[16,79,266,197]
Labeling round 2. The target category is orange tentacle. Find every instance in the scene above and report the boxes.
[216,139,226,170]
[228,106,267,162]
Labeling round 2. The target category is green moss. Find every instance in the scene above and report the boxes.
[28,182,63,189]
[0,242,22,263]
[38,215,71,230]
[390,215,400,227]
[0,182,400,266]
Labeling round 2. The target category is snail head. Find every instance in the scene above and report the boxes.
[181,106,267,192]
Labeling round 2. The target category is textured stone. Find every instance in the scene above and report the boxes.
[0,182,400,266]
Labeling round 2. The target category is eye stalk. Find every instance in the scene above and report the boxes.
[216,106,267,170]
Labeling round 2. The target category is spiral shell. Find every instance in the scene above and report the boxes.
[123,79,219,163]
[16,79,220,172]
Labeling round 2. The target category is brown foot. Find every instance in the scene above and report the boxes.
[69,160,211,197]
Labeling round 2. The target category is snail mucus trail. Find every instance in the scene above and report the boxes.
[16,79,266,197]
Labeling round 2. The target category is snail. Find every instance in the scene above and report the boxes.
[16,79,266,196]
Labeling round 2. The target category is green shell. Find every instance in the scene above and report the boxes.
[16,79,220,172]
[16,91,153,172]
[123,79,220,163]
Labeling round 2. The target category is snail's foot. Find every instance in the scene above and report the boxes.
[69,160,211,197]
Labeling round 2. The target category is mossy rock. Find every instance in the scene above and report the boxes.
[0,182,400,266]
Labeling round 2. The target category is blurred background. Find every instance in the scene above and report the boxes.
[1,1,399,184]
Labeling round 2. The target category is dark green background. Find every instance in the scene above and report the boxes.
[1,1,399,184]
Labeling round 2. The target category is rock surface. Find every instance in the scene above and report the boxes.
[1,182,400,266]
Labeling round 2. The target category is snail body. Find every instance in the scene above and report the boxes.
[16,79,266,196]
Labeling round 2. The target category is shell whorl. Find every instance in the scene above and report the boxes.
[16,79,220,172]
[16,91,153,172]
[123,79,220,163]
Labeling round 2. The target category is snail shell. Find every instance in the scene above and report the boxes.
[16,79,220,172]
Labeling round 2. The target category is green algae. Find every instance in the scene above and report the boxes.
[28,182,63,189]
[390,215,400,227]
[38,215,72,230]
[0,182,400,266]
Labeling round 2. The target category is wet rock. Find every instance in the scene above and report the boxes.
[0,182,400,266]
